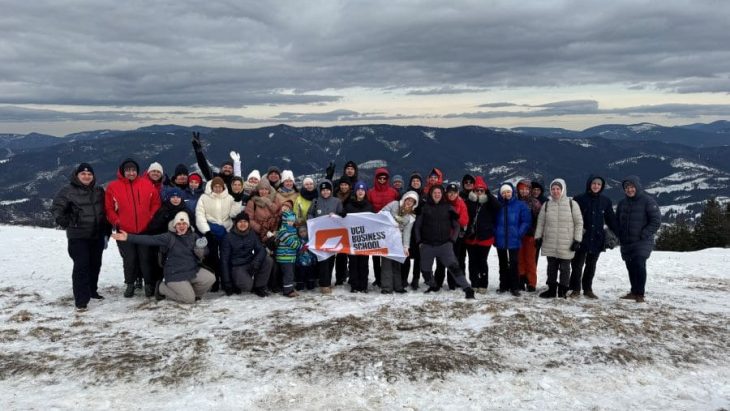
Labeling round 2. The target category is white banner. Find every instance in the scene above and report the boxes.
[306,212,406,263]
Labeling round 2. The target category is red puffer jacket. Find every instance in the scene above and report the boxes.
[366,167,399,212]
[447,194,469,228]
[105,159,161,234]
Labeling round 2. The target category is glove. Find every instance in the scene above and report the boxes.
[535,238,543,249]
[325,161,335,179]
[191,132,202,151]
[570,240,581,251]
[196,237,208,248]
[266,231,275,238]
[230,151,240,162]
[103,236,109,250]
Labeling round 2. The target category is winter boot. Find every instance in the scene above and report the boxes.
[285,290,300,298]
[90,292,104,300]
[135,277,143,289]
[124,283,135,298]
[144,283,155,298]
[253,287,270,298]
[558,286,568,299]
[539,285,557,298]
[526,285,536,292]
[464,287,475,299]
[424,285,440,294]
[210,280,220,293]
[510,289,521,297]
[635,295,646,303]
[568,290,581,298]
[394,288,407,294]
[154,280,166,301]
[320,286,333,295]
[620,292,637,300]
[583,290,598,299]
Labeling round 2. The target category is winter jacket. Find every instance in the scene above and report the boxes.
[464,186,500,247]
[220,226,268,286]
[294,188,316,225]
[616,175,661,260]
[105,158,161,234]
[127,229,206,283]
[146,200,194,235]
[275,212,302,264]
[459,173,475,201]
[494,182,532,250]
[535,178,584,259]
[344,196,373,214]
[195,181,243,235]
[517,178,543,236]
[307,183,344,219]
[447,193,469,228]
[380,199,417,248]
[415,196,459,246]
[52,172,111,240]
[573,175,618,254]
[367,168,400,212]
[245,193,281,242]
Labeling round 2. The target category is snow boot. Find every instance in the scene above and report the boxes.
[464,287,475,299]
[253,287,269,298]
[539,285,557,298]
[583,290,598,299]
[90,292,104,300]
[144,283,155,298]
[620,292,637,300]
[510,289,521,297]
[558,286,568,299]
[635,295,646,303]
[154,280,166,301]
[424,285,440,294]
[134,277,143,289]
[123,283,135,298]
[320,286,333,295]
[526,285,536,292]
[568,290,581,298]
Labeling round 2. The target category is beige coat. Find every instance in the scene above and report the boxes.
[195,181,243,234]
[535,178,583,260]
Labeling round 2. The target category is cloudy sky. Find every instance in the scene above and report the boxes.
[1,0,729,135]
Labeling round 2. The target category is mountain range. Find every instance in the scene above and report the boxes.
[1,121,728,226]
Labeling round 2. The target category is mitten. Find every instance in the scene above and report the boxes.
[570,240,581,251]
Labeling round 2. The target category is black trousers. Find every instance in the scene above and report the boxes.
[497,248,519,291]
[372,255,382,285]
[203,233,222,284]
[401,246,421,286]
[466,244,491,289]
[570,251,601,292]
[546,257,571,288]
[117,240,154,285]
[317,257,336,287]
[68,237,104,307]
[435,241,463,289]
[348,255,370,291]
[625,255,648,296]
[335,253,349,284]
[295,264,317,290]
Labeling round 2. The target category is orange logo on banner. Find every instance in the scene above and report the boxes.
[314,228,351,253]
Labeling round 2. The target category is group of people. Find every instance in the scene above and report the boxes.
[51,133,662,311]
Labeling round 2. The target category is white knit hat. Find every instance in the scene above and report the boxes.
[303,177,314,185]
[247,169,261,181]
[168,211,190,232]
[281,169,295,182]
[148,162,163,174]
[500,184,513,194]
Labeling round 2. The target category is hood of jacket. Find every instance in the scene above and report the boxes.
[585,175,606,195]
[621,175,644,195]
[116,158,141,180]
[549,178,568,201]
[373,167,391,191]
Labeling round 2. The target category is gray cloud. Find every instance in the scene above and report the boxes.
[271,109,419,122]
[1,0,728,109]
[407,86,489,95]
[0,106,153,122]
[478,102,519,108]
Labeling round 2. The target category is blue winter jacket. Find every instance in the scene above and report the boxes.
[494,183,532,249]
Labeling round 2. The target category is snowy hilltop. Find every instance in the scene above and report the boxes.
[0,225,728,410]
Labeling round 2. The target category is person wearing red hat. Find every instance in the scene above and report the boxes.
[463,176,500,293]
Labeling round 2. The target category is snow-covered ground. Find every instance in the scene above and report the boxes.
[0,225,728,410]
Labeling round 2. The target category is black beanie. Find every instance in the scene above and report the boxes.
[220,160,234,168]
[174,163,189,177]
[232,211,250,223]
[75,162,94,175]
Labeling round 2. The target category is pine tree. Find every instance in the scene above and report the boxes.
[693,197,726,250]
[656,214,695,251]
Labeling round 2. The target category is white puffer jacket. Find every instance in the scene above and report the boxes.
[535,178,583,260]
[195,181,243,234]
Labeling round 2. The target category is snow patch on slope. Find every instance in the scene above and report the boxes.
[358,160,388,169]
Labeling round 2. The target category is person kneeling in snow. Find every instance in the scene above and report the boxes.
[111,212,215,304]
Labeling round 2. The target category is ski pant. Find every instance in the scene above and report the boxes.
[420,243,470,290]
[466,244,491,289]
[335,253,348,284]
[570,250,601,292]
[546,257,571,288]
[497,248,520,291]
[401,246,421,287]
[159,268,216,304]
[518,236,538,288]
[117,240,154,285]
[268,260,282,292]
[372,255,382,285]
[435,240,463,289]
[380,258,404,292]
[317,256,336,287]
[68,237,104,308]
[295,264,317,290]
[280,262,295,294]
[348,255,369,291]
[232,255,273,292]
[624,255,648,296]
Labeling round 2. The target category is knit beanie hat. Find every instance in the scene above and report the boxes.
[319,180,333,192]
[281,170,295,182]
[392,174,404,184]
[148,162,163,174]
[281,199,294,210]
[500,184,513,194]
[168,211,191,232]
[211,176,225,189]
[188,173,203,184]
[232,211,249,223]
[75,162,94,176]
[247,170,261,181]
[446,183,459,193]
[474,176,488,190]
[354,181,367,192]
[267,166,281,176]
[168,188,184,198]
[302,177,314,186]
[173,164,189,177]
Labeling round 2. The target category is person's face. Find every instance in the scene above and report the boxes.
[356,188,366,200]
[221,165,233,176]
[502,190,513,200]
[320,188,332,199]
[248,177,259,185]
[428,175,439,184]
[148,170,162,182]
[550,185,562,199]
[258,187,270,197]
[518,186,530,198]
[269,172,280,182]
[174,174,188,185]
[281,204,291,213]
[345,166,355,177]
[531,187,541,198]
[236,219,250,231]
[175,221,188,235]
[624,184,637,198]
[403,197,416,210]
[447,191,458,201]
[340,182,351,193]
[231,180,243,193]
[303,180,314,190]
[377,175,388,184]
[212,184,224,194]
[77,171,94,186]
[283,180,294,189]
[431,189,443,203]
[124,167,137,181]
[590,180,603,194]
[188,179,200,189]
[393,181,403,189]
[170,196,182,206]
[411,178,422,189]
[463,180,474,191]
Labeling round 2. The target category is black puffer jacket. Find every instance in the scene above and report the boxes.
[415,197,459,246]
[145,201,194,235]
[465,192,500,242]
[573,175,617,254]
[220,227,267,286]
[616,176,661,259]
[52,172,110,239]
[127,230,205,283]
[344,196,373,214]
